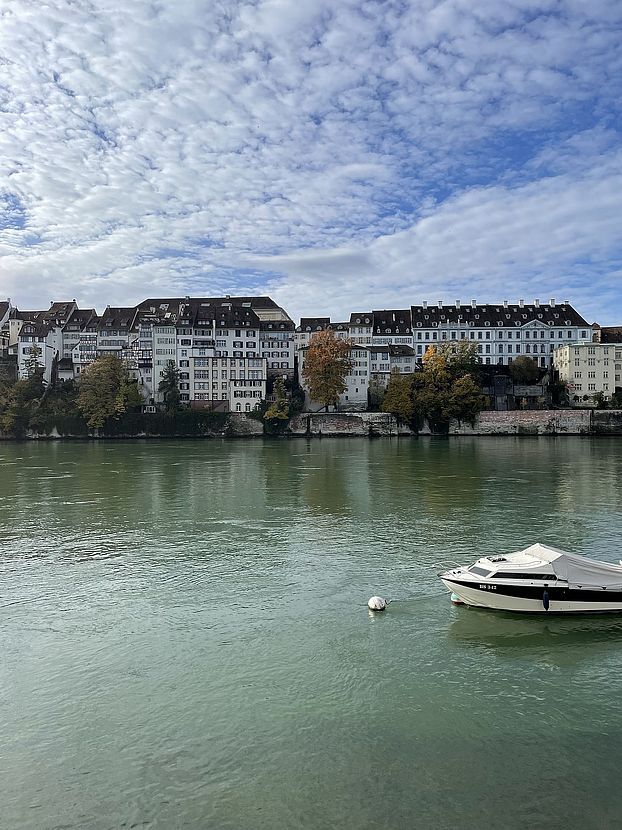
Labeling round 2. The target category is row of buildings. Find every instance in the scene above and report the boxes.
[1,296,620,411]
[0,296,294,413]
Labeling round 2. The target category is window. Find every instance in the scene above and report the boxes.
[469,566,491,577]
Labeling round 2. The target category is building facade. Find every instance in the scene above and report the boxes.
[410,299,590,366]
[553,342,622,404]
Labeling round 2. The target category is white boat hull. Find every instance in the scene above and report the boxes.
[441,577,622,614]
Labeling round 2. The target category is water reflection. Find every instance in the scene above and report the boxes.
[448,605,622,665]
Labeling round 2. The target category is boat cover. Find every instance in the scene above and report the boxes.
[519,543,622,589]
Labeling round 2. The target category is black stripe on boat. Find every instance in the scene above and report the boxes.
[445,580,622,603]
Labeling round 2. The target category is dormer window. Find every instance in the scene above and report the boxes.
[417,322,422,327]
[424,314,429,320]
[485,321,490,326]
[505,314,510,319]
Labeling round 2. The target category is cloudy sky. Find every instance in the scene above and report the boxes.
[1,0,621,323]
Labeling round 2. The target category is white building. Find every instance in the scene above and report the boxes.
[553,342,622,405]
[369,345,417,388]
[410,299,591,366]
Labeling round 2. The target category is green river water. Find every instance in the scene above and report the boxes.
[2,437,622,830]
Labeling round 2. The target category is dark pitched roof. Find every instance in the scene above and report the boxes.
[372,309,412,334]
[63,308,97,330]
[43,301,77,324]
[260,319,295,332]
[298,317,331,331]
[411,301,589,328]
[368,344,416,356]
[136,296,290,327]
[0,302,9,320]
[10,308,46,322]
[600,326,622,343]
[18,320,52,338]
[99,307,137,329]
[57,357,74,370]
[349,312,373,325]
[328,321,349,332]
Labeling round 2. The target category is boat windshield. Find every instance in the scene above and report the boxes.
[469,566,492,577]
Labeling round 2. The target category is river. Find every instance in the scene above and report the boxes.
[2,437,622,829]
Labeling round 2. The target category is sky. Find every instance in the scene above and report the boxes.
[0,0,621,324]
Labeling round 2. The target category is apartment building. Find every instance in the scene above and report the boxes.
[553,342,622,404]
[411,299,590,366]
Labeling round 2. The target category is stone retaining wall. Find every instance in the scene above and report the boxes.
[287,409,622,436]
[441,409,593,436]
[6,410,622,439]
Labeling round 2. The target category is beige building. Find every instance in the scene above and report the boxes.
[553,342,622,405]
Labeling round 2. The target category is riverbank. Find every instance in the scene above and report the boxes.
[2,409,622,438]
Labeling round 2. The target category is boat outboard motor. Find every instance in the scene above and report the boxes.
[542,587,550,612]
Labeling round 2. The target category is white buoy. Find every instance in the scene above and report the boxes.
[368,596,387,611]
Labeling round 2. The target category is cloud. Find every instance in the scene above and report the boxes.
[0,0,620,322]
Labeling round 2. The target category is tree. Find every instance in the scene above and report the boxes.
[23,343,45,399]
[441,341,482,382]
[77,355,142,429]
[509,356,540,384]
[381,370,414,424]
[410,345,485,432]
[302,330,353,410]
[368,374,385,411]
[158,360,181,414]
[264,377,290,420]
[592,391,608,409]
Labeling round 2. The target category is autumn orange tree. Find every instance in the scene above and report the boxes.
[302,330,353,410]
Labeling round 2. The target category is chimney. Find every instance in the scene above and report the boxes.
[550,298,555,306]
[422,301,427,309]
[519,299,524,308]
[503,300,508,308]
[563,299,569,305]
[438,300,442,309]
[534,299,540,307]
[471,299,476,308]
[455,300,461,309]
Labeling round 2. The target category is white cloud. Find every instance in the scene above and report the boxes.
[0,0,620,323]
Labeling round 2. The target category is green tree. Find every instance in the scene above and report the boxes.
[23,343,46,400]
[381,370,414,424]
[302,330,353,410]
[77,355,142,429]
[368,374,385,411]
[410,346,485,432]
[158,360,181,414]
[264,377,290,420]
[441,341,482,382]
[509,356,540,384]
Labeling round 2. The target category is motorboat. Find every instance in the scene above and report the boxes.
[439,543,622,614]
